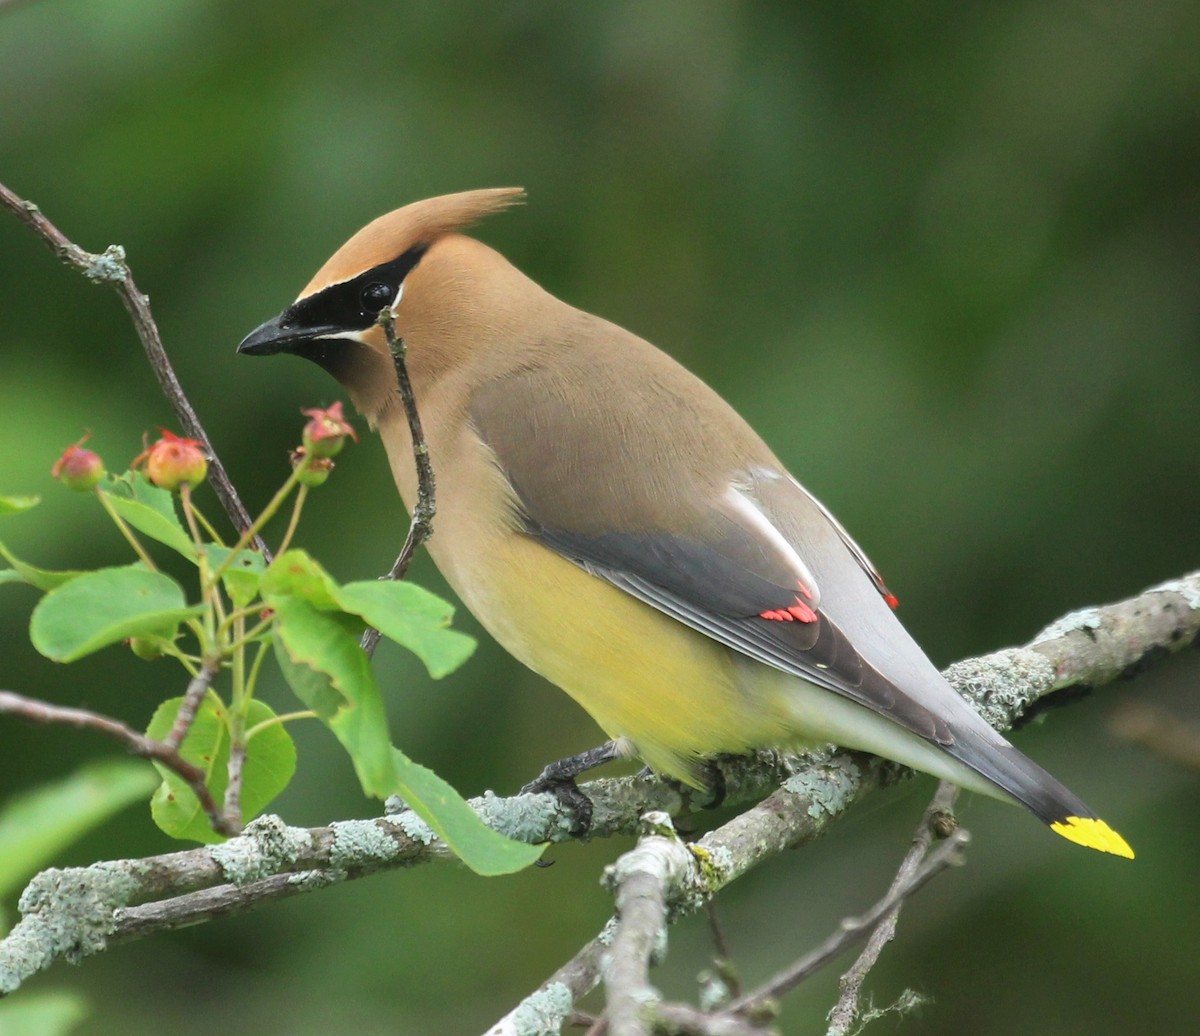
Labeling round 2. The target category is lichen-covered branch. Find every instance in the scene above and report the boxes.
[602,813,696,1035]
[1,571,1197,999]
[486,570,1200,1033]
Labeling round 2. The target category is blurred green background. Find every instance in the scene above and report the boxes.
[2,2,1198,1033]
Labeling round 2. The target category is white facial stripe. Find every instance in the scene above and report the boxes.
[294,281,350,306]
[723,486,821,605]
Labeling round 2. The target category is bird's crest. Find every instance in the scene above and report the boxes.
[300,187,525,298]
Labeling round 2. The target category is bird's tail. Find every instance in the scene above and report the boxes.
[944,725,1134,858]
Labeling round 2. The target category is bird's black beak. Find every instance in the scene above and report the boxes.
[237,312,300,356]
[238,309,356,380]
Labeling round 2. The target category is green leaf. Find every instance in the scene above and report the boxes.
[0,496,84,591]
[29,565,203,662]
[271,596,391,789]
[260,548,342,610]
[336,580,475,678]
[263,551,474,678]
[387,749,544,876]
[272,629,351,720]
[0,540,87,592]
[0,494,40,515]
[100,477,196,560]
[0,992,89,1036]
[270,596,541,874]
[208,546,265,609]
[0,759,160,899]
[146,697,297,844]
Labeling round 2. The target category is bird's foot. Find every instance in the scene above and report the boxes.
[521,740,622,836]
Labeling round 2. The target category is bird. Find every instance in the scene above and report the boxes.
[239,188,1132,858]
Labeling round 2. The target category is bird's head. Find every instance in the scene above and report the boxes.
[238,187,525,422]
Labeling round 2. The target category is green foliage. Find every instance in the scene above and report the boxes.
[1,452,538,876]
[100,475,197,560]
[0,496,39,516]
[0,544,86,592]
[0,497,86,590]
[206,546,265,609]
[29,566,203,662]
[266,553,536,873]
[0,992,88,1036]
[263,550,475,679]
[335,580,476,679]
[146,697,297,844]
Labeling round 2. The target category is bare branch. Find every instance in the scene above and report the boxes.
[162,659,220,750]
[0,179,264,554]
[724,829,969,1018]
[360,309,437,658]
[0,689,236,838]
[115,868,335,940]
[223,738,248,833]
[826,782,959,1036]
[652,1003,771,1036]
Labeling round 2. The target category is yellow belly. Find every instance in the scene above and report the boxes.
[383,410,790,784]
[439,526,793,784]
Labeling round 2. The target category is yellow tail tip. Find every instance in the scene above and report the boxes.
[1050,816,1135,859]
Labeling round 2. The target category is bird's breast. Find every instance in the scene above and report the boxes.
[376,409,791,784]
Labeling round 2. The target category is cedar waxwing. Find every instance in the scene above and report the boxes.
[239,188,1132,858]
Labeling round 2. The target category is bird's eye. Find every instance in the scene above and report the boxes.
[359,281,394,314]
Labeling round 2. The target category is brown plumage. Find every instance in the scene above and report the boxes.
[239,188,1132,857]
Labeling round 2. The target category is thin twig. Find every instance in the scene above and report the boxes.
[163,659,220,751]
[705,900,736,972]
[360,309,437,658]
[723,829,969,1017]
[701,899,743,1006]
[825,782,960,1036]
[0,689,236,837]
[0,180,265,556]
[653,1003,772,1036]
[222,739,248,834]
